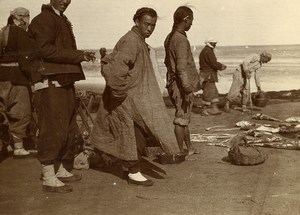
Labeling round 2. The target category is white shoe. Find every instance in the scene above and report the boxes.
[128,172,148,182]
[13,148,30,158]
[56,164,73,178]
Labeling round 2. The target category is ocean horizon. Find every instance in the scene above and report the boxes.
[76,44,300,95]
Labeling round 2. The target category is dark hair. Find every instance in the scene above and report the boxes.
[99,48,107,58]
[165,6,193,67]
[7,15,14,25]
[133,7,157,22]
[173,6,193,23]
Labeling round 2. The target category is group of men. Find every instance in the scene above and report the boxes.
[0,1,272,194]
[1,0,95,193]
[199,39,272,115]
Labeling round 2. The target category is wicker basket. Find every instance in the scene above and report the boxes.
[252,92,269,107]
[252,97,269,107]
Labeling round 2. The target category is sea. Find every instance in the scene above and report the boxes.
[76,44,300,95]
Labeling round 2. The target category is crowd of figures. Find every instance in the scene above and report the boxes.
[0,0,272,193]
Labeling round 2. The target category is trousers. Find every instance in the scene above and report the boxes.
[34,84,78,165]
[0,81,31,140]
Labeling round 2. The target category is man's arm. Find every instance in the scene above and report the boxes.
[102,35,139,101]
[206,49,224,71]
[174,38,193,93]
[254,71,261,91]
[28,15,85,64]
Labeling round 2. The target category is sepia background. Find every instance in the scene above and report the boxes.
[1,0,299,95]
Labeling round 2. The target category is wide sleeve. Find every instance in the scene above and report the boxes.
[102,35,139,101]
[28,14,84,64]
[254,70,261,88]
[174,38,193,93]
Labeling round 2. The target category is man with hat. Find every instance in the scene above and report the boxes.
[224,51,272,112]
[199,37,227,115]
[0,7,34,158]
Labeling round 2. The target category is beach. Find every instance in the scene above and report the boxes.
[1,102,300,215]
[1,44,300,215]
[76,44,300,95]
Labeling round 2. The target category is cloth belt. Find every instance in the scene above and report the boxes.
[33,79,62,91]
[0,62,19,67]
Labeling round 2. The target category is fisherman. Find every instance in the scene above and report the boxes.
[199,38,227,115]
[0,7,34,158]
[224,51,272,113]
[28,0,95,193]
[164,6,200,158]
[90,7,180,187]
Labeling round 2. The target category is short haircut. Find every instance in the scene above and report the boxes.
[133,7,157,22]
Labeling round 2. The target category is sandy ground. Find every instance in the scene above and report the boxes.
[0,101,300,215]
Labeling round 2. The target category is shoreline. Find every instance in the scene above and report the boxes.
[75,78,300,98]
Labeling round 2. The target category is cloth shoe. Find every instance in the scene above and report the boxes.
[127,172,153,186]
[201,105,210,116]
[42,164,72,193]
[202,109,210,116]
[56,164,82,183]
[13,148,30,158]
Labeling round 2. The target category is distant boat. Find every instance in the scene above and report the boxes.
[245,46,249,49]
[193,45,196,52]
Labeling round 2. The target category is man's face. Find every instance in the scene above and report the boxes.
[13,13,30,30]
[135,14,157,38]
[184,16,193,31]
[210,42,217,48]
[50,0,71,13]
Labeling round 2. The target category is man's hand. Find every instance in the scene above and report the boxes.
[220,64,227,71]
[257,86,262,93]
[83,51,96,62]
[245,71,251,79]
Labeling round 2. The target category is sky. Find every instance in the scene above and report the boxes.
[1,0,300,49]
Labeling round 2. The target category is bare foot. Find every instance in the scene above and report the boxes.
[185,153,197,161]
[185,148,200,161]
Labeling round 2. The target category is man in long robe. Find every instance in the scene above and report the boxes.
[90,7,179,187]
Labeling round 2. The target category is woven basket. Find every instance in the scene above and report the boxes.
[228,148,268,165]
[252,97,269,107]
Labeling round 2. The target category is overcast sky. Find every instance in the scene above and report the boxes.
[1,0,300,49]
